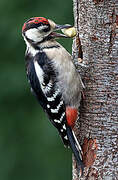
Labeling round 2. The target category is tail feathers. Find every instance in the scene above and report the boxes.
[72,130,83,160]
[66,126,84,175]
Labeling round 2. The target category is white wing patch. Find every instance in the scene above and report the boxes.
[34,61,44,88]
[34,61,52,94]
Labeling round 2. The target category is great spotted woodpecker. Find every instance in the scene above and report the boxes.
[22,17,84,172]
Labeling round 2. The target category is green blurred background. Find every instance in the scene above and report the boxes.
[0,0,74,179]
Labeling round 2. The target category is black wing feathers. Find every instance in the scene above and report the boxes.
[27,59,47,109]
[26,51,69,146]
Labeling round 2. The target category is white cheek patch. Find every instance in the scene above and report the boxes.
[25,28,42,42]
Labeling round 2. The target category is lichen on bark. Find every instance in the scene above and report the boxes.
[72,0,118,179]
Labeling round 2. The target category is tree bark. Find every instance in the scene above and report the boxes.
[72,0,118,179]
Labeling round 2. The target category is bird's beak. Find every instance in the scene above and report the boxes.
[50,24,73,38]
[55,24,72,30]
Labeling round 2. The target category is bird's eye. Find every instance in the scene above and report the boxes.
[43,27,50,32]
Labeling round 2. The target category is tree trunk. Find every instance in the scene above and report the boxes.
[72,0,118,179]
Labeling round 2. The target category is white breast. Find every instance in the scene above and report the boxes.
[44,43,83,107]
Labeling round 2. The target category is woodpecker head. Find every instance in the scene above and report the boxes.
[22,17,72,44]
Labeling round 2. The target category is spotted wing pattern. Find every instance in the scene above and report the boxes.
[26,51,69,146]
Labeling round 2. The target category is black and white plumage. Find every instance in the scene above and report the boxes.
[26,50,69,146]
[22,17,84,173]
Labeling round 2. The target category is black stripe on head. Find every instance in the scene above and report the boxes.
[22,17,51,34]
[25,22,50,31]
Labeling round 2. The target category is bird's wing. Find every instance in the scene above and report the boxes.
[26,52,69,146]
